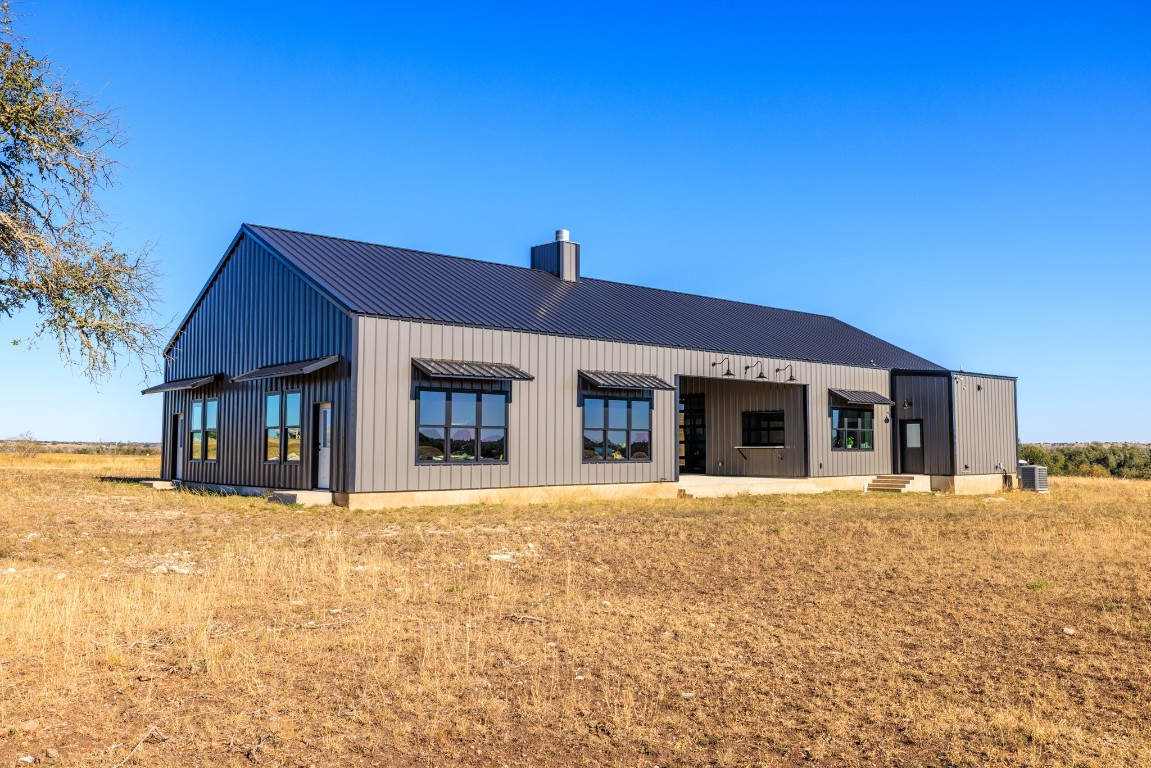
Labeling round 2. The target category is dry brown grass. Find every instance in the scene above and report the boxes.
[1,456,1149,766]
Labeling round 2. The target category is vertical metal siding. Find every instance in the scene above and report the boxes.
[354,317,895,492]
[953,374,1017,475]
[162,234,355,492]
[892,374,954,475]
[806,363,893,477]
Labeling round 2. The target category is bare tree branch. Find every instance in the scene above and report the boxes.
[0,3,162,380]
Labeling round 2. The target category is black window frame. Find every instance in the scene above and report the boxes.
[264,390,303,464]
[830,406,875,452]
[581,395,653,463]
[742,410,785,447]
[415,386,509,465]
[188,397,218,462]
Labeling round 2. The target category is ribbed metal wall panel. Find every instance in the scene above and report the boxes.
[953,374,1017,475]
[160,234,355,492]
[892,373,954,475]
[354,317,896,492]
[805,363,893,477]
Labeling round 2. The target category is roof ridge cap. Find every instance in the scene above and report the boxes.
[245,223,541,275]
[246,225,845,323]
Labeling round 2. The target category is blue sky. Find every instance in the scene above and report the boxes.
[1,2,1148,443]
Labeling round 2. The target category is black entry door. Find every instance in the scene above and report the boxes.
[679,393,706,474]
[901,420,924,475]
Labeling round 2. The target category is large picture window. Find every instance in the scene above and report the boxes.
[188,398,218,461]
[265,391,302,463]
[742,411,784,447]
[583,397,651,461]
[831,407,874,451]
[417,389,508,463]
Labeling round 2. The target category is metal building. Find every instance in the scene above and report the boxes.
[143,225,1018,506]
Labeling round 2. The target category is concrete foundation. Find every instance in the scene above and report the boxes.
[931,474,1011,495]
[165,473,1006,511]
[342,475,898,509]
[171,481,335,507]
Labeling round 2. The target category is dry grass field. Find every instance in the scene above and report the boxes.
[0,455,1149,767]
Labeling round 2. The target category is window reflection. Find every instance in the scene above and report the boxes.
[286,427,302,462]
[417,388,508,463]
[582,397,653,462]
[188,399,218,462]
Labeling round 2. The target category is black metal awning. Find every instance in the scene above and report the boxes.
[232,355,341,382]
[141,374,219,395]
[412,358,534,381]
[828,388,895,407]
[579,370,675,391]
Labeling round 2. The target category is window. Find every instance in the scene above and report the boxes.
[417,389,508,463]
[583,397,651,461]
[742,410,784,447]
[191,401,203,460]
[831,407,874,450]
[265,391,302,463]
[285,392,302,462]
[265,393,280,462]
[205,399,218,460]
[188,398,218,461]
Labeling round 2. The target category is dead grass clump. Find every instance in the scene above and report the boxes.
[0,456,1149,765]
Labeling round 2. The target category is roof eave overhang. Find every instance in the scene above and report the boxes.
[140,373,220,395]
[231,354,342,382]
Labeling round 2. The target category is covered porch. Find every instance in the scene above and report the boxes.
[676,373,809,479]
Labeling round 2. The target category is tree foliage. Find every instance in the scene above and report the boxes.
[1020,443,1151,480]
[0,5,160,380]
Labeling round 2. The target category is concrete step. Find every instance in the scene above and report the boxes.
[271,489,335,507]
[139,479,176,490]
[867,475,915,493]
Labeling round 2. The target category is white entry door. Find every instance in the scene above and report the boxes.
[316,403,332,490]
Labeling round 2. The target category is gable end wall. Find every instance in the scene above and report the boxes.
[160,234,355,492]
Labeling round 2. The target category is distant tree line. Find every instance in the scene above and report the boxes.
[0,436,158,456]
[1019,443,1151,479]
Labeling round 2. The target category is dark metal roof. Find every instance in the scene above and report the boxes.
[829,389,896,407]
[579,370,675,390]
[242,224,945,371]
[413,358,534,381]
[141,374,219,395]
[232,355,341,382]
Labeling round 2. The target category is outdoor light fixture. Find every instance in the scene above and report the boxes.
[903,399,913,409]
[711,357,735,377]
[774,363,799,383]
[744,361,768,380]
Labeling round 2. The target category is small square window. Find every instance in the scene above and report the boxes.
[742,411,784,447]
